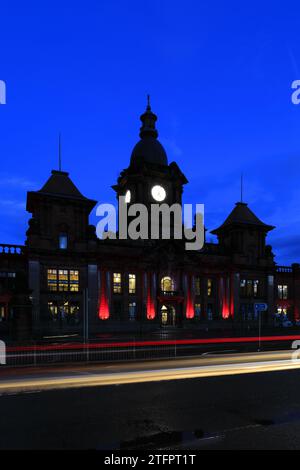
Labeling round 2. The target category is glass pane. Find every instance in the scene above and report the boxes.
[113,273,122,293]
[129,274,136,294]
[58,269,68,291]
[47,269,57,291]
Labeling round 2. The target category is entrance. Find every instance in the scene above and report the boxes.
[160,305,176,327]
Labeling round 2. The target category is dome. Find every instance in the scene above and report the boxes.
[130,137,168,166]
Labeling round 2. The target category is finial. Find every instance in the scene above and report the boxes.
[240,172,243,203]
[147,94,151,111]
[139,96,158,139]
[58,133,62,172]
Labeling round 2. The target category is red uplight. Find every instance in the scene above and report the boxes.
[185,275,194,319]
[98,270,110,320]
[147,272,156,320]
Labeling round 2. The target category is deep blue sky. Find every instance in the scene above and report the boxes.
[0,1,300,264]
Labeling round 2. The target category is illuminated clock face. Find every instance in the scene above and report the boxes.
[125,190,131,203]
[151,185,166,202]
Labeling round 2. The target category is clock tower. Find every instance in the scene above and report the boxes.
[112,98,188,238]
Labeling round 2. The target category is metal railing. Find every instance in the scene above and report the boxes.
[4,340,177,367]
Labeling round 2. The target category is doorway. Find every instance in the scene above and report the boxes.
[161,305,176,327]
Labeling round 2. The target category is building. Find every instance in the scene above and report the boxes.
[1,100,300,340]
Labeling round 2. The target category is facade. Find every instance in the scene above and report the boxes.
[1,101,300,340]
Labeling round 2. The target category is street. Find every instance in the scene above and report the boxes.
[1,351,300,449]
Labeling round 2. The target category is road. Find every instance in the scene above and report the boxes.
[0,349,299,393]
[1,351,300,449]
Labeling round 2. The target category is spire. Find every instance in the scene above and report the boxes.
[139,95,158,139]
[58,133,62,172]
[240,172,243,203]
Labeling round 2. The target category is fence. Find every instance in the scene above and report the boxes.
[4,333,300,368]
[4,340,178,367]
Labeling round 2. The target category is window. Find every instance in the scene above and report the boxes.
[48,301,80,324]
[246,280,252,297]
[69,270,79,292]
[47,269,58,291]
[58,270,69,291]
[128,274,136,294]
[207,279,213,297]
[277,306,288,316]
[194,303,201,318]
[240,279,246,296]
[240,279,259,298]
[278,284,288,300]
[161,276,175,292]
[59,233,68,249]
[0,272,16,278]
[195,277,201,296]
[47,269,79,292]
[48,301,58,320]
[0,305,6,322]
[253,280,259,297]
[207,303,213,320]
[129,302,136,321]
[113,273,122,294]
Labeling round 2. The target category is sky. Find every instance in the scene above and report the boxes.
[0,0,300,264]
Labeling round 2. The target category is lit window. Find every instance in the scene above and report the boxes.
[7,272,16,278]
[278,284,288,300]
[59,233,68,250]
[277,306,288,316]
[129,302,136,321]
[246,280,252,297]
[253,280,259,298]
[53,301,80,324]
[195,277,201,296]
[70,270,79,292]
[113,273,122,294]
[161,276,175,292]
[207,279,213,297]
[128,274,136,294]
[0,304,6,322]
[47,269,58,291]
[47,268,79,292]
[240,279,259,298]
[58,270,69,291]
[194,303,201,318]
[240,279,246,296]
[48,301,58,320]
[0,272,16,278]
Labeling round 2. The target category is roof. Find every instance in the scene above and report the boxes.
[38,170,86,199]
[26,170,97,213]
[211,202,275,234]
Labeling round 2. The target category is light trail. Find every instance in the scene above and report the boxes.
[6,334,300,352]
[0,350,300,394]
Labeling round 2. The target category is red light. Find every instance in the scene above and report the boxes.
[185,275,194,319]
[221,277,230,319]
[7,334,300,353]
[147,272,156,320]
[98,270,110,320]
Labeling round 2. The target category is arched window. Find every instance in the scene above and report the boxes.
[161,276,175,292]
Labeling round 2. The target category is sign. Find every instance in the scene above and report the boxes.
[254,303,268,312]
